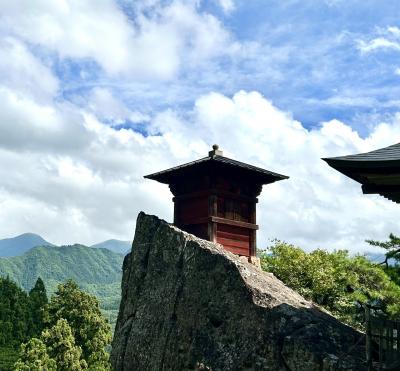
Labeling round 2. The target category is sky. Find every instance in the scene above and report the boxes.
[1,0,400,253]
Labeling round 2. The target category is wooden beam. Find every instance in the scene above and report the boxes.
[179,216,259,230]
[173,189,258,203]
[210,216,259,230]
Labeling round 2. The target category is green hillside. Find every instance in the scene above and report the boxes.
[0,245,124,326]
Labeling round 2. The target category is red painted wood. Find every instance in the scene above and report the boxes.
[211,216,258,230]
[217,223,250,236]
[217,237,249,249]
[178,197,208,221]
[217,231,249,242]
[223,245,250,256]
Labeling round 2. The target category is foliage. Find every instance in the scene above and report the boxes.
[41,319,86,370]
[0,347,19,371]
[260,240,400,327]
[15,280,112,370]
[0,276,36,347]
[14,338,56,371]
[14,319,87,371]
[29,277,48,337]
[366,233,400,268]
[0,277,49,368]
[45,280,112,369]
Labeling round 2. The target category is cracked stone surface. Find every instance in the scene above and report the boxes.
[111,212,365,371]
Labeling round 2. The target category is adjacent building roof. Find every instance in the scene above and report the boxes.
[144,145,289,185]
[323,143,400,203]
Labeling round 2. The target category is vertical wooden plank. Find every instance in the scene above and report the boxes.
[249,200,257,257]
[173,198,179,225]
[208,194,217,242]
[366,307,373,371]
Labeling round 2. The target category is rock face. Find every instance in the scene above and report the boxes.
[111,212,365,371]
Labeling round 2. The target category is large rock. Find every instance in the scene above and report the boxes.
[111,213,365,371]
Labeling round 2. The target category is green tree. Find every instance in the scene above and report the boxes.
[42,319,86,370]
[261,240,400,327]
[14,319,86,371]
[14,338,56,371]
[29,277,48,337]
[45,280,112,369]
[0,276,30,347]
[366,233,400,268]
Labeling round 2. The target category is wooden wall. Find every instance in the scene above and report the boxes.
[216,224,250,256]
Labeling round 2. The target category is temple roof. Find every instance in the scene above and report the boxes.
[144,145,289,185]
[323,143,400,204]
[323,142,400,166]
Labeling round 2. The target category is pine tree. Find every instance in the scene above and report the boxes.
[0,276,30,346]
[44,280,112,369]
[28,277,48,337]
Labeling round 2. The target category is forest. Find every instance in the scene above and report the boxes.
[0,277,112,370]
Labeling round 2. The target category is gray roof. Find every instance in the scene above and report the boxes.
[323,142,400,204]
[145,155,288,185]
[323,143,400,164]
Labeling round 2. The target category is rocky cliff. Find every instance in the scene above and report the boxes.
[111,212,365,371]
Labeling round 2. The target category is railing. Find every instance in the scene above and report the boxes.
[366,307,400,370]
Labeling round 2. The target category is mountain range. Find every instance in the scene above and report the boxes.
[0,244,124,326]
[0,233,131,257]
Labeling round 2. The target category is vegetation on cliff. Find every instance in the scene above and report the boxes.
[261,238,400,328]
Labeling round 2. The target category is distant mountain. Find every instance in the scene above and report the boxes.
[0,244,124,326]
[365,252,396,266]
[0,233,54,257]
[91,239,131,255]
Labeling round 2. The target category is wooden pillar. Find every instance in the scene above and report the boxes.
[208,194,217,242]
[173,197,179,225]
[249,199,257,257]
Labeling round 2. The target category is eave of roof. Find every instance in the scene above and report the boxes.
[322,143,400,168]
[144,155,289,185]
[323,142,400,204]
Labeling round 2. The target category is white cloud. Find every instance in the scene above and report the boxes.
[1,86,400,252]
[358,26,400,54]
[217,0,235,13]
[0,86,90,152]
[86,88,150,124]
[0,0,239,79]
[0,38,58,102]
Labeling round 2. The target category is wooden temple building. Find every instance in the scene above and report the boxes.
[145,145,288,258]
[323,142,400,203]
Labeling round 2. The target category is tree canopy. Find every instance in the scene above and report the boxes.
[260,240,400,328]
[14,279,112,370]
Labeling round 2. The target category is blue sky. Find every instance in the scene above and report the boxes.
[0,0,400,252]
[52,0,400,133]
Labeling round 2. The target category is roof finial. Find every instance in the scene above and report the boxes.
[209,144,223,157]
